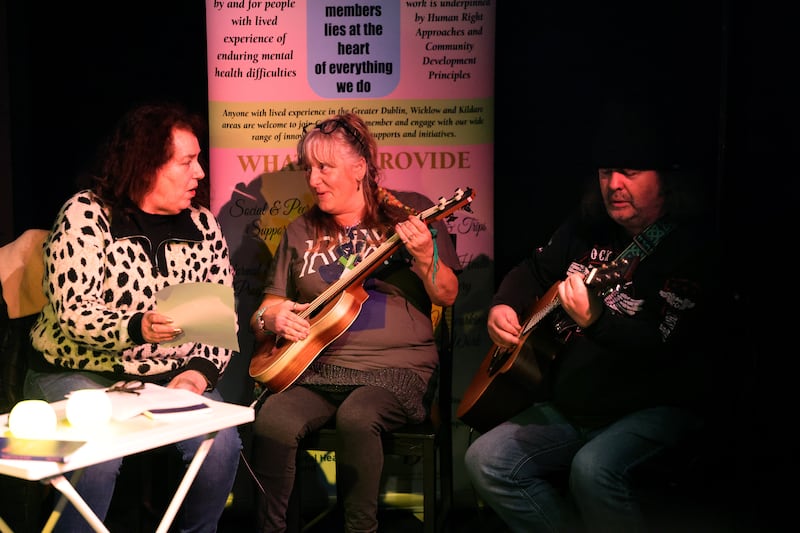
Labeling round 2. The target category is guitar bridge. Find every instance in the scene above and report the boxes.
[487,347,511,376]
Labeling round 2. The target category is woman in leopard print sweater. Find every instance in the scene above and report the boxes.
[25,102,241,533]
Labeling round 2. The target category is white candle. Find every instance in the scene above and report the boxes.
[66,389,113,429]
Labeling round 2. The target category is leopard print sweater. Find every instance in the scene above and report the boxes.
[30,190,236,381]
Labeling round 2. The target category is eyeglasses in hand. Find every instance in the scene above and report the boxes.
[106,380,145,395]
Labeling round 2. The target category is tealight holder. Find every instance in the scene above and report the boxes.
[8,399,58,438]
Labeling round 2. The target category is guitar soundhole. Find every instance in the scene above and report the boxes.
[486,347,510,377]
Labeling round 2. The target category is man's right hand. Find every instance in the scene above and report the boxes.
[487,304,522,349]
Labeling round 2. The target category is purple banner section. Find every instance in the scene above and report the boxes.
[307,0,400,97]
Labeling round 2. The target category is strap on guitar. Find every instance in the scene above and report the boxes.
[617,218,675,261]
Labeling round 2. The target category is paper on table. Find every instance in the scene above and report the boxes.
[156,282,239,351]
[106,383,211,421]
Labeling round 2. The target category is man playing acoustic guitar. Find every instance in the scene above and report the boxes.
[462,97,718,532]
[248,112,462,533]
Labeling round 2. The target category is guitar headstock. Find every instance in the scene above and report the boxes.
[585,256,639,293]
[420,187,475,223]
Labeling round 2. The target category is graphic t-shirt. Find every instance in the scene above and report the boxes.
[263,190,461,386]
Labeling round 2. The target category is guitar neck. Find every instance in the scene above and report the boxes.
[521,297,560,337]
[301,187,474,319]
[518,258,635,337]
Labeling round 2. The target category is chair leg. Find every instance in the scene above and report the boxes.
[287,482,301,533]
[422,440,436,533]
[438,428,453,532]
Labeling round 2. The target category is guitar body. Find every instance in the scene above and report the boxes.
[457,284,563,434]
[457,331,561,434]
[249,284,368,392]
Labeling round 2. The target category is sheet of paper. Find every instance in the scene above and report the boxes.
[156,282,239,351]
[105,383,211,421]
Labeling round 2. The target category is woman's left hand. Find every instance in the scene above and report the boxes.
[395,216,433,259]
[142,310,183,344]
[395,215,458,307]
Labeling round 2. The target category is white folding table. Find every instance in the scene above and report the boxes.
[0,398,254,533]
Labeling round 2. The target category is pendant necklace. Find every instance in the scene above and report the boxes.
[338,220,363,270]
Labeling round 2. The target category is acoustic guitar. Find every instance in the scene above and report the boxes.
[249,187,475,392]
[456,257,638,433]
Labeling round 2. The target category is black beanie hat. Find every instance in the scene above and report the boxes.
[590,95,703,171]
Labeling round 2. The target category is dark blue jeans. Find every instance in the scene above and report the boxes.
[464,402,703,533]
[24,369,242,533]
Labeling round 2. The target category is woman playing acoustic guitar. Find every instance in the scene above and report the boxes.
[248,112,460,533]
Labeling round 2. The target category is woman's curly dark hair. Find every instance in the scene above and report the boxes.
[89,102,210,213]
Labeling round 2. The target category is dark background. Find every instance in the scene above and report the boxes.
[1,1,794,529]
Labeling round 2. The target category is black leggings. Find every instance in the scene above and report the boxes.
[251,384,408,533]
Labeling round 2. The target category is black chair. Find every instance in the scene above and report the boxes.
[291,306,454,533]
